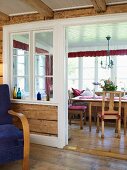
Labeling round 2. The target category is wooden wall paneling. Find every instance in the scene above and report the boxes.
[9,13,45,24]
[90,0,106,13]
[54,4,127,19]
[11,103,58,136]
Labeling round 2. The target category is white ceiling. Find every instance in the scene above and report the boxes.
[42,0,92,11]
[0,0,127,16]
[66,22,127,52]
[42,0,127,11]
[0,0,36,16]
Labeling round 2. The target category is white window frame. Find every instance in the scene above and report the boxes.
[10,30,54,101]
[3,21,67,148]
[68,56,116,91]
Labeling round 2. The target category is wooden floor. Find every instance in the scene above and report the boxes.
[1,143,127,170]
[65,123,127,160]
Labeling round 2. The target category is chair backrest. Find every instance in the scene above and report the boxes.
[102,91,122,116]
[0,84,12,125]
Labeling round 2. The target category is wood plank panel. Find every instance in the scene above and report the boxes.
[12,103,57,120]
[54,3,127,19]
[29,119,57,135]
[11,103,58,136]
[66,124,127,159]
[90,0,106,12]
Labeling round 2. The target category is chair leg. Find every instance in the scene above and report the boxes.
[96,116,100,133]
[84,112,86,125]
[115,119,118,133]
[80,112,83,129]
[117,119,121,138]
[68,113,72,125]
[22,156,29,170]
[101,120,104,138]
[94,107,97,125]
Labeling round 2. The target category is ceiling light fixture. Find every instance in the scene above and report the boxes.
[101,36,113,69]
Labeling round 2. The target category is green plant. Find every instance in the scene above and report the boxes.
[101,79,117,91]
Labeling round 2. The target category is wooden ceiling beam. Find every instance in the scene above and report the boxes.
[90,0,106,13]
[0,11,9,21]
[22,0,53,18]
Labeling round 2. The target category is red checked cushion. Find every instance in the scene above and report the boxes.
[72,88,84,97]
[68,105,87,110]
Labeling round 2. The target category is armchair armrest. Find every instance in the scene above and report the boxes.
[8,110,29,170]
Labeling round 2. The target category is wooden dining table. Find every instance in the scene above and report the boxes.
[71,96,127,135]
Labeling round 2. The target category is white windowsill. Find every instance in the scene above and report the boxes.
[11,98,58,106]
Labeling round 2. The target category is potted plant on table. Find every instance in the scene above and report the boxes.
[100,79,117,91]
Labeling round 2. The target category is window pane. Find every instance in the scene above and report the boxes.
[68,79,78,89]
[116,55,127,89]
[68,58,79,79]
[35,77,53,100]
[68,58,79,89]
[83,80,94,90]
[13,54,28,76]
[83,68,94,79]
[98,57,111,81]
[34,31,53,99]
[12,33,30,98]
[13,77,29,96]
[82,57,95,90]
[68,68,78,79]
[83,57,94,67]
[35,55,45,76]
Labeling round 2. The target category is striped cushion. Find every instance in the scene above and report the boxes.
[68,105,87,110]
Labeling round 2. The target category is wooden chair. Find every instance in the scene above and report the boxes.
[68,105,87,129]
[68,90,87,129]
[96,91,122,138]
[0,84,30,170]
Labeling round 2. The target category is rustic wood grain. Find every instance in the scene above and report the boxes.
[90,0,106,12]
[11,103,58,136]
[54,3,127,19]
[66,124,127,160]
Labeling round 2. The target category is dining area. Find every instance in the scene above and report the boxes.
[66,21,127,159]
[67,85,127,159]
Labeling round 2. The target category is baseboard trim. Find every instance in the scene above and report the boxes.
[64,146,127,160]
[30,134,58,147]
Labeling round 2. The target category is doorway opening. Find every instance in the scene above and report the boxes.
[65,21,127,159]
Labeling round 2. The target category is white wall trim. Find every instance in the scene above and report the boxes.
[3,13,127,32]
[30,134,58,147]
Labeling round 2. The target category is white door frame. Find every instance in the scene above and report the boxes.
[61,12,127,147]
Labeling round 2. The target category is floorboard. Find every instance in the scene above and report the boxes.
[65,123,127,160]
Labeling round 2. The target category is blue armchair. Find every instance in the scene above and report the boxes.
[0,84,29,170]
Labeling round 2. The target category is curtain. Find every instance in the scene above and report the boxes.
[13,40,48,54]
[68,49,127,58]
[45,55,53,98]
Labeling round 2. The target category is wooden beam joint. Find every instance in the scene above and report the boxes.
[90,0,106,13]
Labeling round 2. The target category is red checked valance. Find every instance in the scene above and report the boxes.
[68,49,127,58]
[13,40,48,54]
